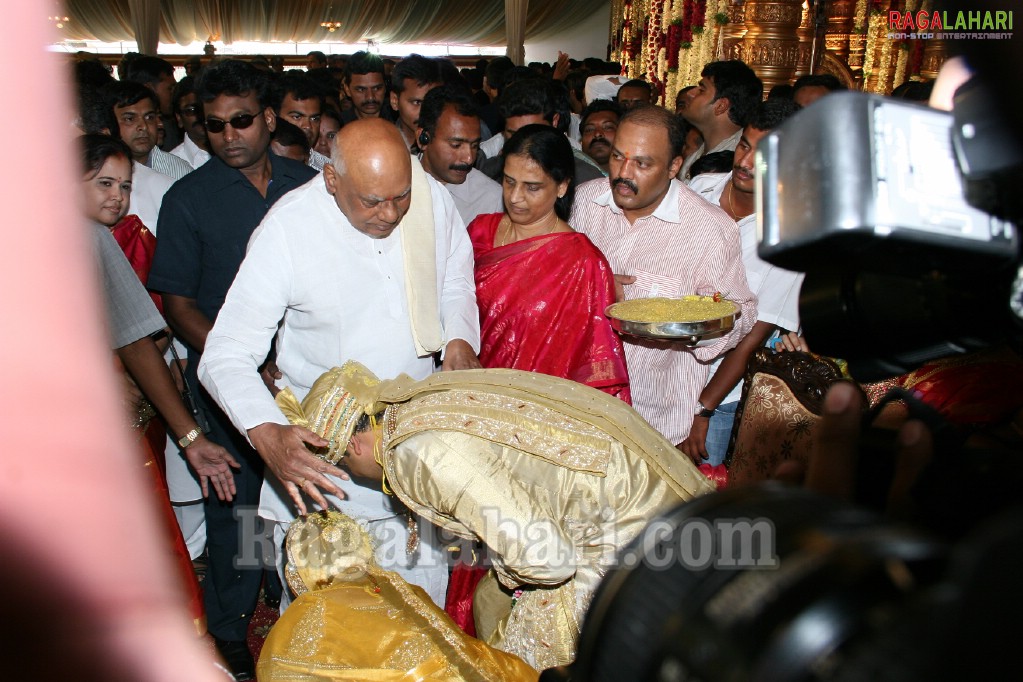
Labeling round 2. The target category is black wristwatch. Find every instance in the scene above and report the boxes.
[695,401,715,419]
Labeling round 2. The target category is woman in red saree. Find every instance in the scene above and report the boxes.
[449,125,631,635]
[468,124,630,402]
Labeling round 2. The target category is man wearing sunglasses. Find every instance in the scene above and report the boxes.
[168,76,210,169]
[148,59,317,682]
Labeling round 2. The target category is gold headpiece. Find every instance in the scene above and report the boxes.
[284,509,376,595]
[274,361,385,464]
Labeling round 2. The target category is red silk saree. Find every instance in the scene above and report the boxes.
[468,213,630,402]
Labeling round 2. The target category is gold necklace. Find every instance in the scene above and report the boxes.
[499,211,559,247]
[726,181,753,221]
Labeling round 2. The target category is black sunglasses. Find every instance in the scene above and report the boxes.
[204,113,257,133]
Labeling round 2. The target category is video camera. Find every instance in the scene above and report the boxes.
[554,485,1022,682]
[756,88,1022,381]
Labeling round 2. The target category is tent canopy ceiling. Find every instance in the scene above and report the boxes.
[61,0,600,48]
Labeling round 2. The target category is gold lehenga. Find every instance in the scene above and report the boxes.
[256,510,537,681]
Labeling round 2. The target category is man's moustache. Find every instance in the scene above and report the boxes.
[612,177,638,193]
[448,164,472,172]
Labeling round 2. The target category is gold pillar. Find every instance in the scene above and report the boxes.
[795,1,814,78]
[920,39,948,80]
[737,0,804,94]
[824,0,855,64]
[722,1,748,60]
[848,32,867,82]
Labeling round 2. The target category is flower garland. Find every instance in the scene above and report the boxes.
[876,11,894,94]
[862,10,884,83]
[648,0,666,101]
[853,0,869,33]
[667,22,683,71]
[713,1,729,60]
[893,0,920,88]
[616,0,639,75]
[894,42,909,88]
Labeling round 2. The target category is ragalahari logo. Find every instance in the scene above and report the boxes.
[888,9,1013,40]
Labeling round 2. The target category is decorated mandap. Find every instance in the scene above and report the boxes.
[609,0,951,105]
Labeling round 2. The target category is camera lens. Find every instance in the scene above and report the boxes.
[571,484,945,682]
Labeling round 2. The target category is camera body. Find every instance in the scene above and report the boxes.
[758,92,1017,272]
[755,91,1021,381]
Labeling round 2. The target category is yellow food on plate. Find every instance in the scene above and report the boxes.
[608,296,736,323]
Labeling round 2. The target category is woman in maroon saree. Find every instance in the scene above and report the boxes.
[468,124,630,402]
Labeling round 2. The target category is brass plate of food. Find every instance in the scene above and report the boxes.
[606,295,739,343]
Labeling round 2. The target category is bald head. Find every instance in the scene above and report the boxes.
[331,117,410,177]
[324,118,414,239]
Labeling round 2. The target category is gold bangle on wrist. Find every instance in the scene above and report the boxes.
[177,427,203,449]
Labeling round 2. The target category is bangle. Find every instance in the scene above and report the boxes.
[177,427,203,449]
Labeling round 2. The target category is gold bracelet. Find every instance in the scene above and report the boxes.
[177,427,203,449]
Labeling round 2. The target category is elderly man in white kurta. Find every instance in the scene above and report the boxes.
[198,118,481,608]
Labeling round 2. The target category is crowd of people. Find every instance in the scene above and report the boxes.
[72,47,1020,681]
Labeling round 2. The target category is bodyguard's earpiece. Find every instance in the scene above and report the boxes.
[418,130,431,147]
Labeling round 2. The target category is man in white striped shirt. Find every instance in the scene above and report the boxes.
[571,105,756,448]
[107,81,194,182]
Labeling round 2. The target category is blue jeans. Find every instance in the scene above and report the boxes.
[704,401,738,466]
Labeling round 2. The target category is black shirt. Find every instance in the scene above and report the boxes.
[149,152,317,324]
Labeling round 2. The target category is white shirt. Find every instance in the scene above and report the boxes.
[129,161,174,232]
[568,111,581,144]
[198,173,480,524]
[688,171,804,404]
[480,130,581,165]
[169,135,211,169]
[680,128,743,181]
[480,132,504,160]
[584,75,625,106]
[148,145,194,181]
[444,167,503,225]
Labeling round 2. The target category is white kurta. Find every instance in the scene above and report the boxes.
[198,172,480,604]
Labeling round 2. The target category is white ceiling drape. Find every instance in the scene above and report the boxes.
[504,0,527,64]
[60,0,598,49]
[127,0,160,55]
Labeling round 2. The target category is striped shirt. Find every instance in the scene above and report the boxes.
[307,149,330,172]
[147,146,194,181]
[571,177,757,445]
